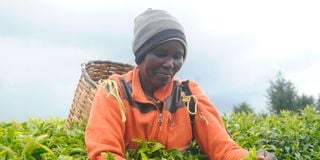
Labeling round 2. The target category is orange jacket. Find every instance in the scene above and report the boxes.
[85,67,249,160]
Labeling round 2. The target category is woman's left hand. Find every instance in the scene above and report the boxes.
[256,150,277,160]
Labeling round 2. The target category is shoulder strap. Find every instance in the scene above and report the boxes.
[181,80,196,140]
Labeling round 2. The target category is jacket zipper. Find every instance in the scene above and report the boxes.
[156,108,163,142]
[158,112,163,125]
[147,97,163,140]
[150,98,163,126]
[153,100,163,140]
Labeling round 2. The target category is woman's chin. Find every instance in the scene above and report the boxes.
[163,78,171,84]
[154,79,171,89]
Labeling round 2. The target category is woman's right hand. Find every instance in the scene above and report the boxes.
[256,150,277,160]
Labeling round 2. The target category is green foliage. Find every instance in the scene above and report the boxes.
[225,106,320,159]
[1,107,319,159]
[267,72,316,114]
[295,94,314,110]
[233,102,254,113]
[0,118,88,160]
[101,152,116,160]
[316,94,320,110]
[242,147,257,160]
[267,72,298,114]
[122,138,206,160]
[125,138,183,160]
[183,140,207,160]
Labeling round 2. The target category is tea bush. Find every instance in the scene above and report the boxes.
[225,106,320,159]
[0,106,319,159]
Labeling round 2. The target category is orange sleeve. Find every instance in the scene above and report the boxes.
[188,80,249,160]
[85,85,126,160]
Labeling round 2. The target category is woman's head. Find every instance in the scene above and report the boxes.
[133,9,187,91]
[139,40,184,91]
[132,9,187,64]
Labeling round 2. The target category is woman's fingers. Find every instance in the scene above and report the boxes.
[256,150,277,160]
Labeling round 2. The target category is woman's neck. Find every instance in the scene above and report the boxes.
[139,72,155,98]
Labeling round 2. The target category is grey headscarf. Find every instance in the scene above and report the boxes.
[132,9,187,64]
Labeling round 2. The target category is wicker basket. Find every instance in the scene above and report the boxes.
[67,60,134,127]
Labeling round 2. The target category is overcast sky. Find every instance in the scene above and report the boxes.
[1,0,319,121]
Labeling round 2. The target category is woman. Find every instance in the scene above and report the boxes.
[85,9,276,160]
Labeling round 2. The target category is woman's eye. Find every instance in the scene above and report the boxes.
[173,55,183,60]
[154,52,167,58]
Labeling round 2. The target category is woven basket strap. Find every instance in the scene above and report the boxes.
[81,63,98,88]
[181,80,196,140]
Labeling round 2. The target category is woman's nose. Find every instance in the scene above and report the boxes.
[163,57,175,68]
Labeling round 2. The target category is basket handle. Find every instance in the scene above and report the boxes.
[81,63,98,88]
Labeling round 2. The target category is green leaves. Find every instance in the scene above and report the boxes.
[101,152,116,160]
[125,139,204,160]
[242,147,257,160]
[0,107,319,159]
[226,106,320,159]
[127,139,172,160]
[0,118,88,160]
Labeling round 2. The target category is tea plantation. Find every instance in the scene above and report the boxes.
[1,107,319,159]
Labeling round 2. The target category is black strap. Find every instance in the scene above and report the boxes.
[181,80,196,140]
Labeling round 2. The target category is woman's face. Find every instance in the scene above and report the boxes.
[139,40,185,91]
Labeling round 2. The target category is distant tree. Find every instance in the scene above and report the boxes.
[294,94,315,110]
[258,111,269,117]
[233,102,254,113]
[267,72,298,114]
[317,94,320,111]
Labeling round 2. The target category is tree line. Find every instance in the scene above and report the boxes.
[233,72,320,114]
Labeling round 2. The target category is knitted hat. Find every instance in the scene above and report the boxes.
[132,9,187,64]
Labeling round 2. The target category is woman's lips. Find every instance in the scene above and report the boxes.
[157,72,172,79]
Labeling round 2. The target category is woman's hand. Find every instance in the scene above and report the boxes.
[256,150,277,160]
